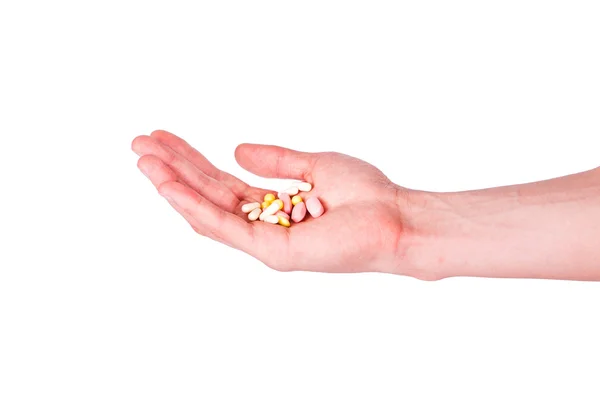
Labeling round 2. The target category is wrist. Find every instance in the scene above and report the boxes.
[389,186,456,280]
[394,184,534,280]
[394,170,600,281]
[392,182,522,280]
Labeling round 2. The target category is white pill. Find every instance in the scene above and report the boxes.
[264,215,279,224]
[263,202,280,216]
[247,207,262,221]
[282,186,299,196]
[241,202,261,213]
[297,182,312,192]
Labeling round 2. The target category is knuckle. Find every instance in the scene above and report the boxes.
[164,149,178,165]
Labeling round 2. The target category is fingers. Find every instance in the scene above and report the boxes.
[164,197,224,244]
[137,154,288,269]
[150,130,248,197]
[157,181,257,254]
[137,155,241,243]
[137,154,179,186]
[132,135,240,213]
[234,143,318,180]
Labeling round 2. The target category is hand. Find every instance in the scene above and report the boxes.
[131,130,419,275]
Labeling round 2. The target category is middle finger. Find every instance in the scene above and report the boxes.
[133,135,239,213]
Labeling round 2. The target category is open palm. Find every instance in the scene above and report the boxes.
[133,130,405,273]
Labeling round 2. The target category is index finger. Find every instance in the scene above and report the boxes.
[151,130,249,197]
[157,181,261,255]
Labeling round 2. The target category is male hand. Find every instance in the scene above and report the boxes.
[132,131,413,275]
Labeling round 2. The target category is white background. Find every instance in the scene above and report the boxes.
[1,1,599,399]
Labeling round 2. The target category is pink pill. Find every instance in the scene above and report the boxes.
[278,193,292,214]
[276,211,290,220]
[291,201,307,223]
[306,197,324,218]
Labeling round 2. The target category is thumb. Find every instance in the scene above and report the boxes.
[234,143,317,180]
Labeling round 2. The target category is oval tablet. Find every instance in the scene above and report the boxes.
[306,197,324,218]
[278,193,292,214]
[241,202,261,213]
[291,201,307,223]
[248,207,262,221]
[291,195,303,206]
[264,193,276,202]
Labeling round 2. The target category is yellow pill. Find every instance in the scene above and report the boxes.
[261,201,271,209]
[264,193,276,202]
[273,199,284,210]
[291,195,303,205]
[278,216,291,227]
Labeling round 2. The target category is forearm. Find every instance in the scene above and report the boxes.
[402,167,600,280]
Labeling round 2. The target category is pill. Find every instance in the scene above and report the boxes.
[291,195,303,205]
[297,182,312,192]
[272,199,284,210]
[259,211,268,221]
[306,197,324,218]
[278,193,292,214]
[263,202,281,216]
[264,193,276,202]
[264,215,279,224]
[261,201,271,209]
[248,207,262,221]
[282,186,299,196]
[241,202,261,213]
[276,211,290,220]
[291,201,307,223]
[278,216,291,227]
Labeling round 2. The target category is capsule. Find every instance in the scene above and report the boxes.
[297,182,312,192]
[248,207,262,221]
[241,202,261,213]
[291,195,303,206]
[264,215,279,224]
[272,199,284,210]
[263,202,281,216]
[264,193,276,202]
[277,216,291,227]
[291,201,307,223]
[282,186,299,196]
[306,197,324,218]
[278,193,292,214]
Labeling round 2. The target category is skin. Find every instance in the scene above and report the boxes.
[132,130,600,281]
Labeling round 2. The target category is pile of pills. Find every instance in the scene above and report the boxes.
[241,181,324,227]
